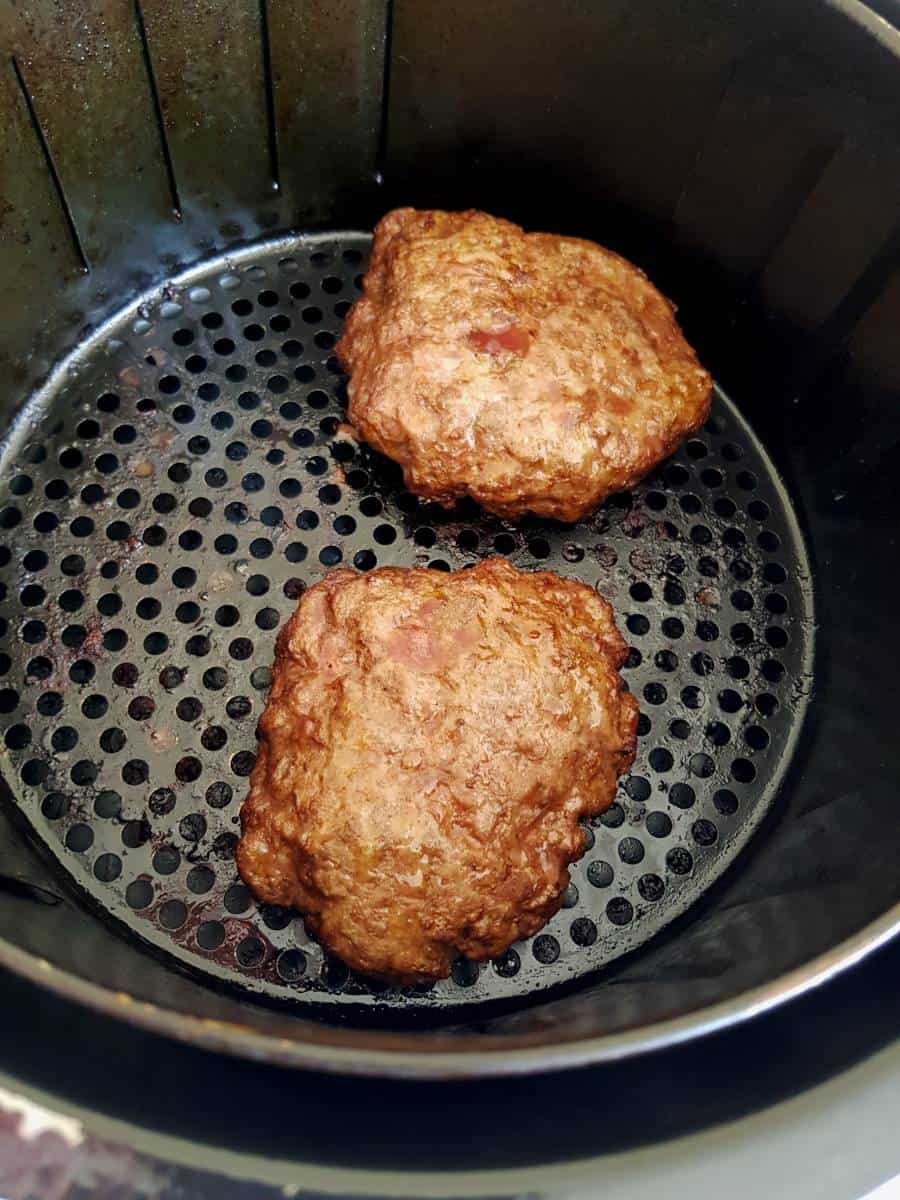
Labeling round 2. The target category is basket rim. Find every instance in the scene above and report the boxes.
[0,903,898,1078]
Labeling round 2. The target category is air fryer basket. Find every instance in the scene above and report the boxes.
[0,0,898,1075]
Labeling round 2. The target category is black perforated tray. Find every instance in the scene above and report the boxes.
[0,233,813,1011]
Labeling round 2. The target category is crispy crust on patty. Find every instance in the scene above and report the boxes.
[237,559,638,983]
[337,208,712,522]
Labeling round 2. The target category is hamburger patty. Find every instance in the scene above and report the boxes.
[337,207,712,522]
[237,559,638,984]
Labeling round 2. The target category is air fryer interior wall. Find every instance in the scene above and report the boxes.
[0,0,899,1068]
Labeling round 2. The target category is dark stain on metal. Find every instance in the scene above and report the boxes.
[10,55,89,272]
[133,0,182,221]
[259,0,280,193]
[375,0,394,183]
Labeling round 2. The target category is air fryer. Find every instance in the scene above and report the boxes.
[0,0,898,1077]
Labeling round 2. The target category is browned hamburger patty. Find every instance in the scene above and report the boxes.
[337,208,712,522]
[236,559,638,984]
